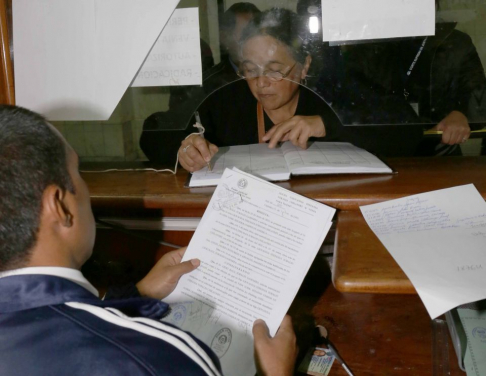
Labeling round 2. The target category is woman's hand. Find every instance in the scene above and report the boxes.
[429,111,471,145]
[178,134,219,172]
[136,248,200,300]
[253,316,298,376]
[262,115,326,149]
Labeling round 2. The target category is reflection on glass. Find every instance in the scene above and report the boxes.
[138,0,486,165]
[308,16,319,34]
[141,8,345,167]
[237,61,297,82]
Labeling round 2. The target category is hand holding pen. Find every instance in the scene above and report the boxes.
[178,111,218,173]
[194,112,212,171]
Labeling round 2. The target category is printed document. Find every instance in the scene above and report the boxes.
[321,0,434,43]
[132,8,203,87]
[165,168,336,375]
[360,184,486,319]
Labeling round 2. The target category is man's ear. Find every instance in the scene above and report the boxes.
[301,55,312,79]
[43,185,73,228]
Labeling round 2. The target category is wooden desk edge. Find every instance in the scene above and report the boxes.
[332,274,417,294]
[332,210,417,294]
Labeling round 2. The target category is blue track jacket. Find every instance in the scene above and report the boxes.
[0,274,222,375]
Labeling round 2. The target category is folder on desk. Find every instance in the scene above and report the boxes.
[446,309,467,371]
[446,300,486,373]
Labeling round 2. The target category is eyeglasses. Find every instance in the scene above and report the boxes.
[237,62,297,82]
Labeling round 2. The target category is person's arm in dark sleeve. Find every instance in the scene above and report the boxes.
[447,32,486,115]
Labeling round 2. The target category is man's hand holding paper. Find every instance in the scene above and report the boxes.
[164,167,336,375]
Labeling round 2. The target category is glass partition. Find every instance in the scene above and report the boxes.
[12,0,486,162]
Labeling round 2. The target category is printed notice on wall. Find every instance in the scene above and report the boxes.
[360,184,486,319]
[131,8,202,87]
[321,0,435,43]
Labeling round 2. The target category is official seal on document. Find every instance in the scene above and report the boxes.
[237,178,248,189]
[211,328,232,358]
[472,327,486,341]
[167,304,187,327]
[213,184,242,211]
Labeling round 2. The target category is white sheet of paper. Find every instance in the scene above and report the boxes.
[14,0,179,120]
[131,8,202,87]
[321,0,435,43]
[360,184,486,319]
[165,168,335,375]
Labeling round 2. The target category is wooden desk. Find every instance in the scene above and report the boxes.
[84,156,486,213]
[333,210,415,294]
[294,278,465,375]
[84,157,486,293]
[83,158,478,375]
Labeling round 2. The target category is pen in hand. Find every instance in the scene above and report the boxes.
[194,111,212,172]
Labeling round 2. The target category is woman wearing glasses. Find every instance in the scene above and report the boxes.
[178,8,343,172]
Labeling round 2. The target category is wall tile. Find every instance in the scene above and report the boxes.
[102,123,123,132]
[126,119,145,161]
[121,121,135,160]
[131,86,171,120]
[51,121,65,133]
[84,121,101,133]
[103,129,124,157]
[65,131,87,157]
[64,121,84,133]
[476,17,486,35]
[85,131,105,157]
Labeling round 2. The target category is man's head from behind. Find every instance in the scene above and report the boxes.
[219,2,260,63]
[0,105,95,271]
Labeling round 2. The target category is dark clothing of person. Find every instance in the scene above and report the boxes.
[337,22,486,156]
[0,274,221,376]
[196,82,344,147]
[141,55,348,161]
[314,45,425,157]
[315,45,422,126]
[140,58,240,164]
[140,79,346,165]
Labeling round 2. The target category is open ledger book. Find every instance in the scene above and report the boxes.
[188,141,392,187]
[164,168,336,376]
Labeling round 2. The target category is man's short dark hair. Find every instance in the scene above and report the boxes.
[219,2,260,32]
[0,105,74,271]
